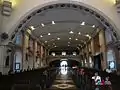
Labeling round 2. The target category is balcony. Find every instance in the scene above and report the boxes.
[47,55,81,63]
[116,0,120,13]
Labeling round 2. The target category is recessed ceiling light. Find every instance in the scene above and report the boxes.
[51,39,54,41]
[48,33,51,35]
[78,32,81,35]
[68,45,70,46]
[92,25,95,28]
[41,23,45,27]
[69,38,72,40]
[40,35,43,37]
[85,34,91,39]
[54,45,57,47]
[30,26,35,30]
[52,21,55,24]
[68,42,70,44]
[85,34,90,37]
[45,41,47,43]
[57,37,60,40]
[69,31,74,34]
[81,22,85,25]
[75,38,78,40]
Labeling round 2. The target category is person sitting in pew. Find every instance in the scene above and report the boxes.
[104,77,112,90]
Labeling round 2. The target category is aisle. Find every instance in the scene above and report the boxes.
[48,71,78,90]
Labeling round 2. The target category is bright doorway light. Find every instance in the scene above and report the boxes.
[62,52,66,56]
[60,61,68,75]
[60,61,68,66]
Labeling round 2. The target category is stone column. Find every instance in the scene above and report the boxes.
[91,38,95,55]
[99,30,107,70]
[0,46,6,74]
[22,32,29,70]
[0,40,13,74]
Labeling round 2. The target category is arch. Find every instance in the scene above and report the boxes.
[9,0,119,41]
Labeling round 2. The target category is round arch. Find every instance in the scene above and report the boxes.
[9,0,119,40]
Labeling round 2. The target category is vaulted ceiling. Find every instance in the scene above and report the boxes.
[25,6,103,51]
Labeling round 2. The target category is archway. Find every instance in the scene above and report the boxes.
[9,2,118,41]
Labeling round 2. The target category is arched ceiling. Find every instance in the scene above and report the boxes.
[25,7,103,50]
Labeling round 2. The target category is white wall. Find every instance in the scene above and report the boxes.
[0,0,120,37]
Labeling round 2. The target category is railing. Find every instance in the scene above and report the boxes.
[47,55,81,62]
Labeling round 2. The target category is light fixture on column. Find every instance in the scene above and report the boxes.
[2,1,12,16]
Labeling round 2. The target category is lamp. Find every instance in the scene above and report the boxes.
[1,1,12,16]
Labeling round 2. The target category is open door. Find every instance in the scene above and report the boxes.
[93,54,102,70]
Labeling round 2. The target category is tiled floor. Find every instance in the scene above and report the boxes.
[48,72,78,90]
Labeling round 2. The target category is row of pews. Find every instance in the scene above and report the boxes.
[0,67,57,90]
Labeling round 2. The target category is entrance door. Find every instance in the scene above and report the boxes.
[94,54,101,70]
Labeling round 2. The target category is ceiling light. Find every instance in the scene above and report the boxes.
[85,34,91,39]
[81,22,85,25]
[68,42,70,44]
[78,32,81,35]
[40,35,43,37]
[51,39,54,41]
[69,31,74,34]
[85,34,91,37]
[52,21,55,24]
[48,33,51,35]
[75,38,78,40]
[41,23,45,27]
[57,37,60,40]
[92,25,95,28]
[30,26,35,31]
[45,41,47,43]
[69,38,72,40]
[54,45,57,47]
[86,34,89,37]
[68,45,70,46]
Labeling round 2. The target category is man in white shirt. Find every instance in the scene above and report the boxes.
[92,72,101,85]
